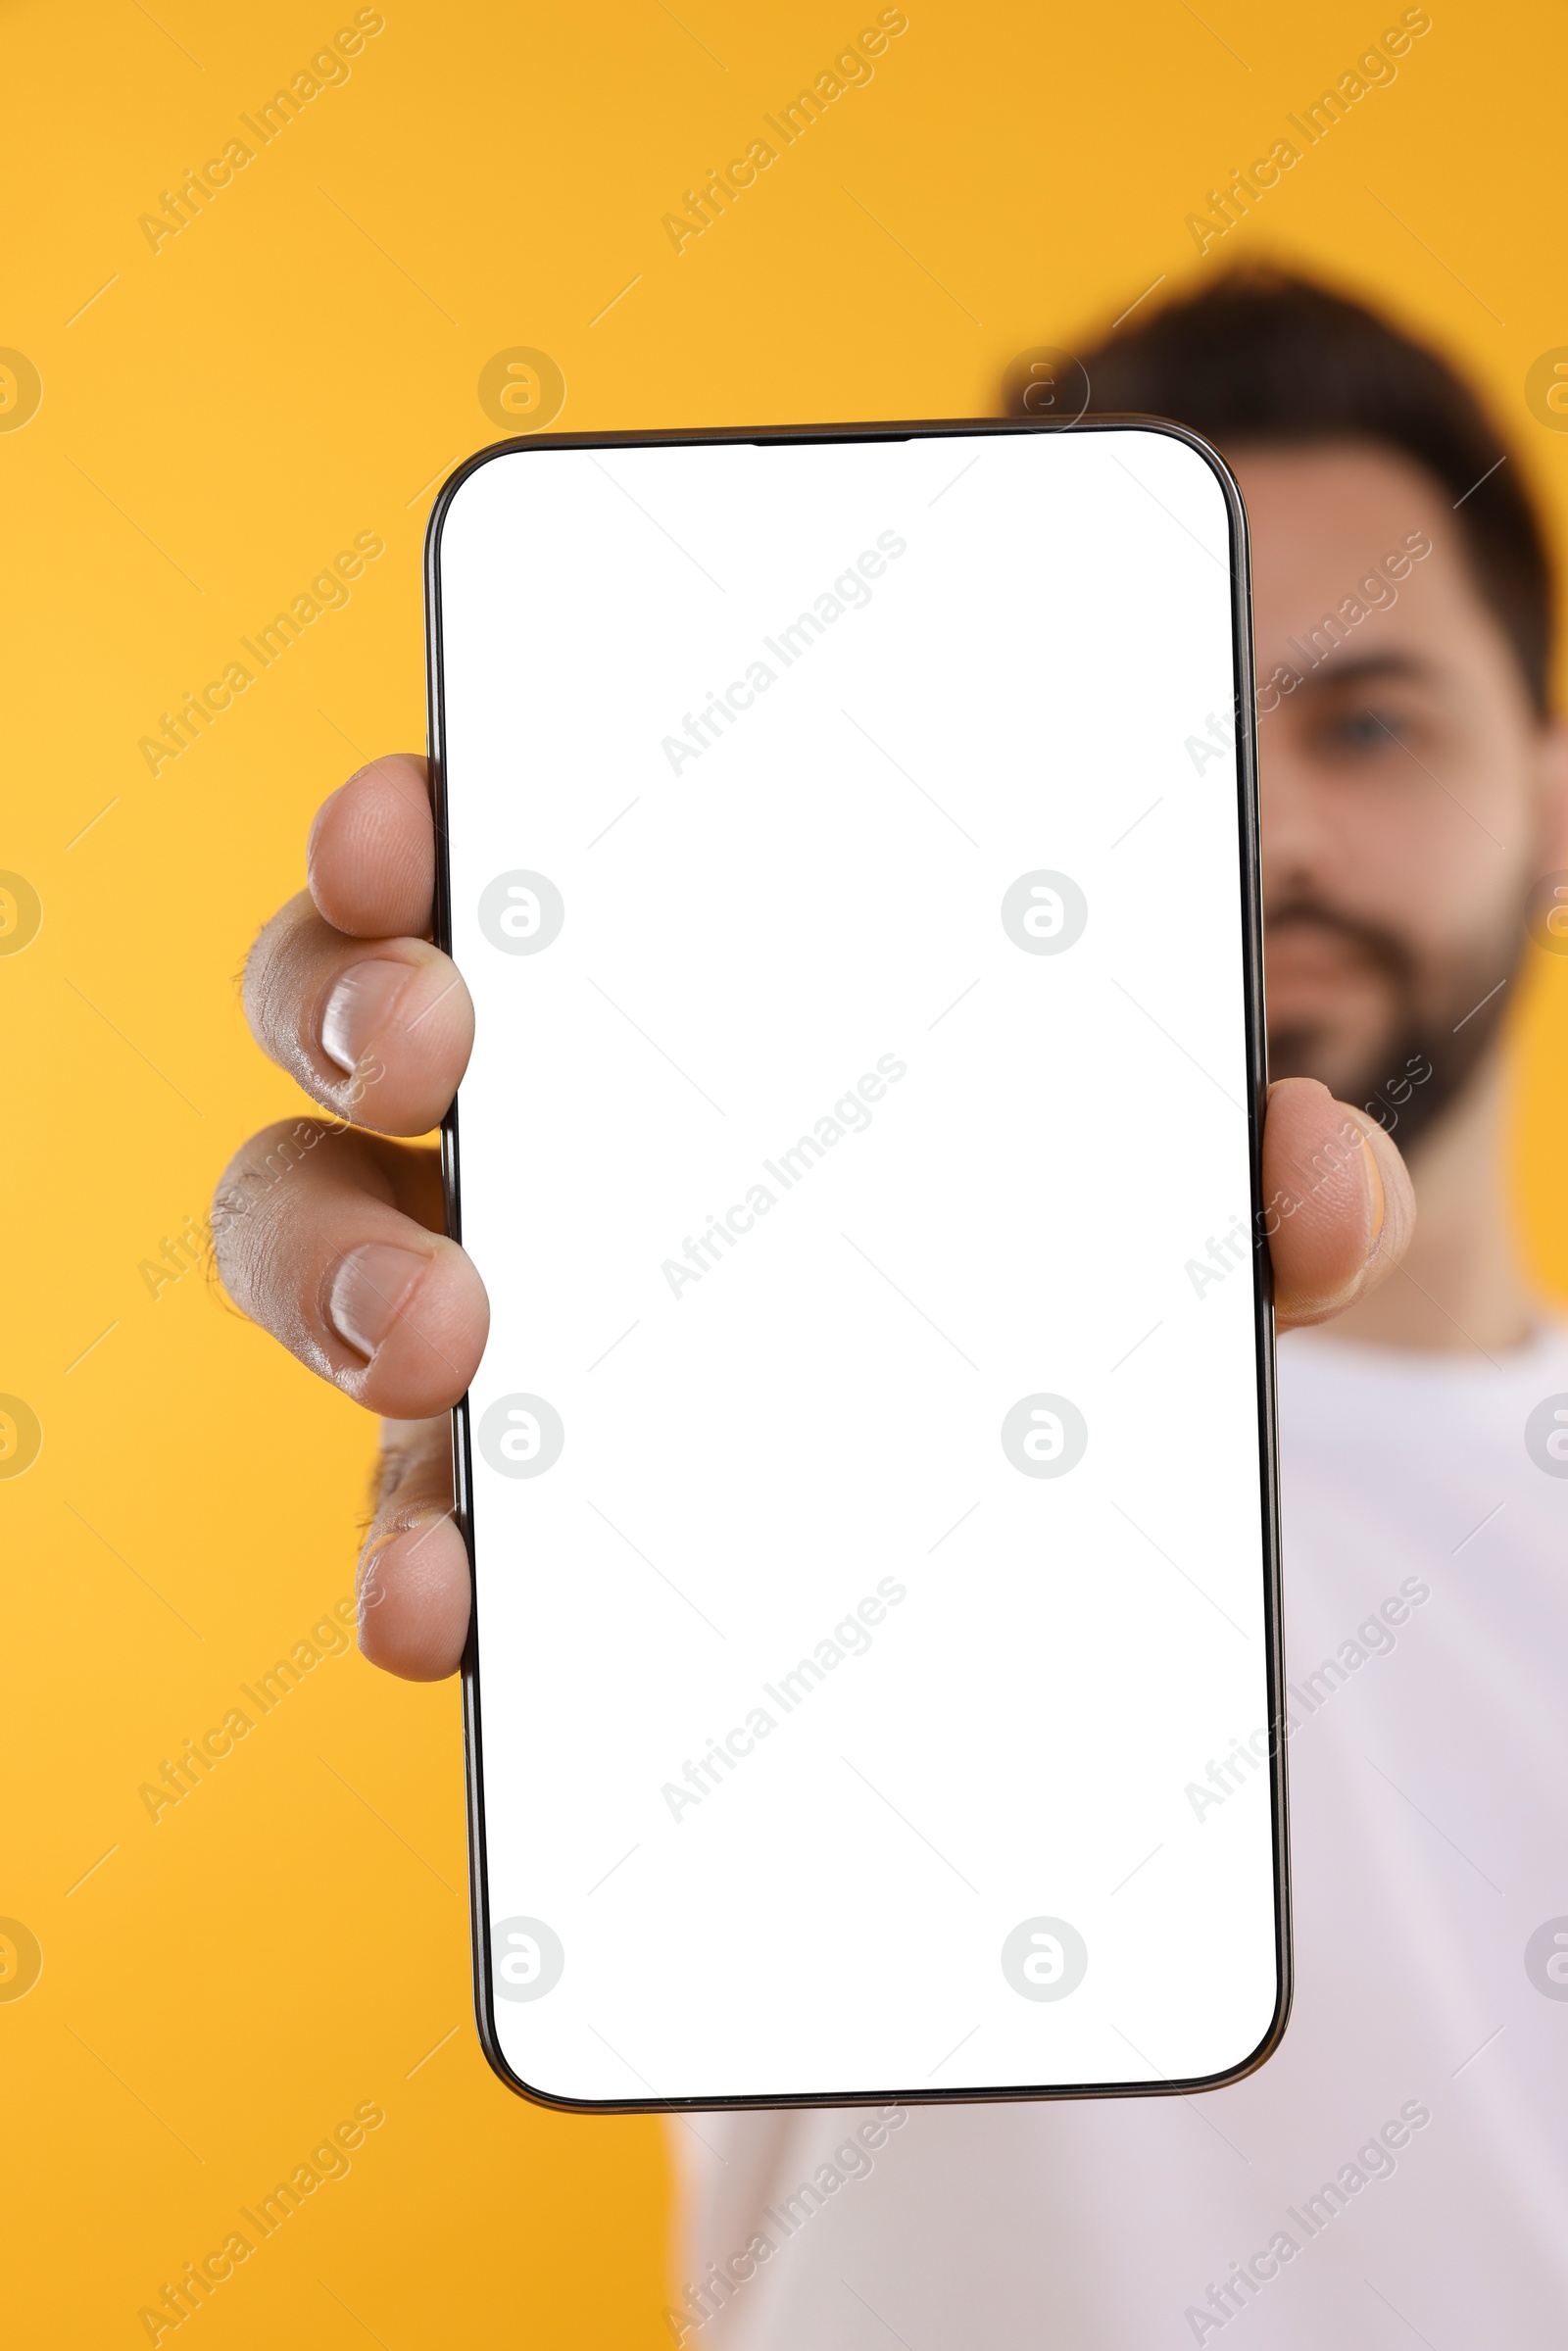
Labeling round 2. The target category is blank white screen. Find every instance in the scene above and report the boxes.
[435,426,1280,2107]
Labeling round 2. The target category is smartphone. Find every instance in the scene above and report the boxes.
[425,417,1284,2112]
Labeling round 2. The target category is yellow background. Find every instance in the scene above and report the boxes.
[5,0,1566,2340]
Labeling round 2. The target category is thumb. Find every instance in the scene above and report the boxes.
[1262,1077,1415,1331]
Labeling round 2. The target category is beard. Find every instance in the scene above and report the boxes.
[1264,896,1521,1155]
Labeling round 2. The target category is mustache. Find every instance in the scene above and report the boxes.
[1264,898,1419,991]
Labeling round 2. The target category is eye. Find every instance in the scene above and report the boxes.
[1319,705,1409,756]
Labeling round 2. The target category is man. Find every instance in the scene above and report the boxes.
[214,267,1564,2343]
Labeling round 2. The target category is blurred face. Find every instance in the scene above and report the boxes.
[1234,442,1567,1150]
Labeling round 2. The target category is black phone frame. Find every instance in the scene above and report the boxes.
[423,413,1287,2115]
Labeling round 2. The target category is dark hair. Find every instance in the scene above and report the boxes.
[1034,267,1554,715]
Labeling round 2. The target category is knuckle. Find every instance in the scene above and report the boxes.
[209,1117,341,1297]
[241,893,313,1028]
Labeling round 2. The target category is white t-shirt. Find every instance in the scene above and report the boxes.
[670,1326,1568,2347]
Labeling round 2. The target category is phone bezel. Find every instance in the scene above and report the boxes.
[423,414,1287,2114]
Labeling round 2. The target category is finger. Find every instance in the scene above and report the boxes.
[1263,1077,1415,1331]
[308,755,434,939]
[212,1123,488,1416]
[243,890,472,1137]
[357,1416,470,1681]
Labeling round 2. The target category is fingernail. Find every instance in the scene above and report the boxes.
[1345,1108,1388,1243]
[328,1243,429,1359]
[321,959,410,1074]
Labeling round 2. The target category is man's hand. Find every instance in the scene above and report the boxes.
[214,756,1415,1686]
